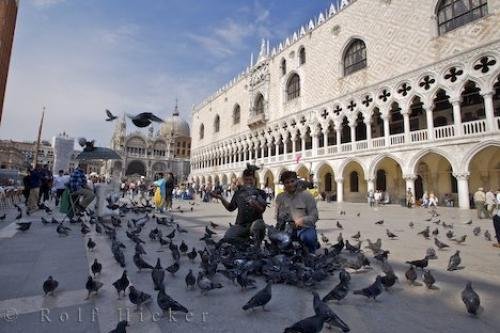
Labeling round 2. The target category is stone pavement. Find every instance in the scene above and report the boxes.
[0,199,499,333]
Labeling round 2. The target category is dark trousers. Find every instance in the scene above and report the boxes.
[223,219,266,245]
[39,186,50,204]
[493,214,500,243]
[55,189,65,206]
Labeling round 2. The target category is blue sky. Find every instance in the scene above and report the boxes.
[1,0,337,145]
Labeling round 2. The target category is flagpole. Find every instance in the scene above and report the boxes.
[33,107,45,168]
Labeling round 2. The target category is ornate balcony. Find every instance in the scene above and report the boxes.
[247,112,267,129]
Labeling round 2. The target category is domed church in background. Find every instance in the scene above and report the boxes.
[108,101,191,182]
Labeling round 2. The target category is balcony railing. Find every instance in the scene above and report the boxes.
[356,140,368,151]
[340,143,352,152]
[411,129,428,143]
[372,137,385,148]
[390,133,405,145]
[463,119,486,135]
[195,119,500,173]
[435,125,455,140]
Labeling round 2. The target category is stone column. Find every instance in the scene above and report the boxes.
[292,134,297,155]
[323,129,329,148]
[301,134,306,152]
[312,128,319,156]
[382,113,390,146]
[403,111,410,143]
[283,138,288,155]
[350,123,356,143]
[451,98,463,136]
[425,105,435,141]
[335,127,342,148]
[260,144,265,161]
[267,142,272,158]
[336,178,344,202]
[482,91,495,132]
[367,177,375,193]
[365,119,372,148]
[275,138,281,157]
[454,173,470,209]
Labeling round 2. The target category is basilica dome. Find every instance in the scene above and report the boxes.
[159,113,190,139]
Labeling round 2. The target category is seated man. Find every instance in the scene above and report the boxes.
[69,166,95,213]
[211,166,267,247]
[275,171,319,253]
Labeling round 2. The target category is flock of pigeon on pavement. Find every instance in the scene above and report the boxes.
[5,196,491,333]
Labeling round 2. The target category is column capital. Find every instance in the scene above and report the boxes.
[453,172,470,180]
[449,97,461,105]
[481,90,494,98]
[335,177,344,183]
[365,177,375,182]
[403,174,417,181]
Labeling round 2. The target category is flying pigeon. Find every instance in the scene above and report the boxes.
[127,112,164,128]
[105,109,118,121]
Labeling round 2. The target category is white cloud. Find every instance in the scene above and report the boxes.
[100,24,140,45]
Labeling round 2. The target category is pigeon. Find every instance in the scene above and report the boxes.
[484,230,491,241]
[405,266,418,285]
[375,220,384,225]
[426,248,437,260]
[418,226,430,239]
[165,261,179,275]
[432,228,439,236]
[157,286,189,313]
[43,276,59,295]
[464,219,472,225]
[452,235,467,244]
[113,248,126,268]
[112,270,129,298]
[446,230,454,239]
[85,276,104,299]
[242,282,272,311]
[339,269,351,285]
[205,226,217,236]
[353,276,384,300]
[135,243,147,255]
[284,315,327,333]
[56,223,70,236]
[374,250,390,262]
[406,257,429,270]
[128,286,152,311]
[434,237,450,250]
[351,231,361,240]
[87,238,96,251]
[380,271,398,290]
[16,222,31,231]
[151,258,165,291]
[133,253,154,271]
[312,291,350,332]
[127,112,164,128]
[409,222,414,228]
[179,240,188,254]
[320,233,329,244]
[423,269,436,289]
[105,109,118,121]
[336,221,343,229]
[473,226,481,236]
[197,272,223,294]
[185,269,196,289]
[447,250,461,271]
[0,213,5,220]
[187,248,197,261]
[91,259,102,276]
[386,229,398,239]
[81,224,90,235]
[209,221,219,228]
[109,320,128,333]
[461,282,481,316]
[322,281,349,302]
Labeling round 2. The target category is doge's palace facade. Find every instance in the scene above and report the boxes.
[190,0,500,209]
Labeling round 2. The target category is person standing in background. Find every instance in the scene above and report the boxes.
[52,169,67,206]
[474,187,487,219]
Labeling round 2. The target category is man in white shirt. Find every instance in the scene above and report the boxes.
[52,170,68,206]
[485,188,496,218]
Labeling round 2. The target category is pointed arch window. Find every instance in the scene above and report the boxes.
[233,104,241,124]
[255,94,264,114]
[343,39,367,76]
[214,115,220,133]
[299,47,306,65]
[437,0,488,35]
[199,124,205,139]
[286,74,301,101]
[280,58,287,76]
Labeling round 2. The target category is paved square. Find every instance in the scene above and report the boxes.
[0,199,499,333]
